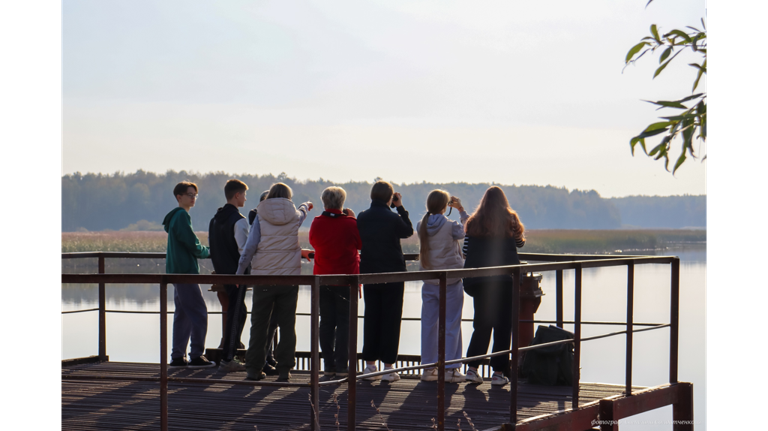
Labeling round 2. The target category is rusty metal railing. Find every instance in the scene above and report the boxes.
[61,251,679,431]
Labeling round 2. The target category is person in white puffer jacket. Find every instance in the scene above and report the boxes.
[236,182,313,381]
[416,189,469,384]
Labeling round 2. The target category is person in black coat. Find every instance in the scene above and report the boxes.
[356,180,414,381]
[462,186,526,387]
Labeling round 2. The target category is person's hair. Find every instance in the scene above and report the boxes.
[267,182,293,199]
[224,179,248,200]
[418,190,451,269]
[259,190,269,202]
[370,180,394,203]
[321,187,347,210]
[173,181,198,200]
[465,186,525,238]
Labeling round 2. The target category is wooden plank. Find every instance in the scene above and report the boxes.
[62,362,669,431]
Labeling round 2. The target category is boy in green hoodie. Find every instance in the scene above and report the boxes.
[162,181,213,368]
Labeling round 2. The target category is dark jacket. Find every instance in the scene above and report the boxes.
[357,200,414,274]
[162,207,210,274]
[463,235,521,289]
[209,203,245,275]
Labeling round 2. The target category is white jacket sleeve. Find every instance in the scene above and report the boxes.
[234,218,250,254]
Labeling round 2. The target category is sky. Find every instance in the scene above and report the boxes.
[62,0,707,198]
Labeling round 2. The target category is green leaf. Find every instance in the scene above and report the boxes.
[649,142,667,157]
[630,137,649,156]
[678,93,704,103]
[626,42,648,63]
[646,99,688,109]
[666,29,692,44]
[672,151,687,174]
[644,121,672,132]
[659,47,673,64]
[651,24,661,42]
[693,69,704,92]
[636,127,669,139]
[653,58,671,78]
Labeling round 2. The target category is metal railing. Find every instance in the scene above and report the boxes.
[61,251,679,431]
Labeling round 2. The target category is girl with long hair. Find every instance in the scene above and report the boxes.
[416,190,469,383]
[462,186,525,386]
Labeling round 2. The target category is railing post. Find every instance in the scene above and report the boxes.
[310,277,321,430]
[160,281,168,431]
[572,265,582,410]
[437,273,447,431]
[347,276,359,431]
[670,258,680,384]
[555,269,563,329]
[625,263,634,396]
[510,267,521,426]
[98,253,107,361]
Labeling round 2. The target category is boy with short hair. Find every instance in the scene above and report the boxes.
[209,179,250,372]
[162,181,213,368]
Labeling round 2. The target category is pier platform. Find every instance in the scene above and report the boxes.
[63,361,648,431]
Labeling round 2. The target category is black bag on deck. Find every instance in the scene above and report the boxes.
[522,325,574,386]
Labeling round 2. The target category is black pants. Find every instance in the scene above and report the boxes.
[466,280,513,372]
[319,285,351,373]
[362,282,404,364]
[245,285,298,375]
[221,284,248,362]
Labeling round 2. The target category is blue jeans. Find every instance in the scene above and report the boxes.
[171,283,209,361]
[421,281,464,369]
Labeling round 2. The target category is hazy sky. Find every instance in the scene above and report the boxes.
[62,0,706,197]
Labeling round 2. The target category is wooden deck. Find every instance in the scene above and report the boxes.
[62,361,643,431]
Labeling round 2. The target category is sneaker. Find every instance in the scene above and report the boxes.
[263,363,279,376]
[362,364,381,381]
[188,356,216,369]
[324,368,336,377]
[169,358,188,368]
[381,368,400,382]
[465,368,483,384]
[246,371,266,381]
[445,368,466,383]
[277,370,292,381]
[336,370,349,378]
[491,373,510,386]
[421,368,438,382]
[219,359,246,372]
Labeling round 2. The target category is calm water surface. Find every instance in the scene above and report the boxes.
[62,246,706,430]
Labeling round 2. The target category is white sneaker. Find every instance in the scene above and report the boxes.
[218,359,246,372]
[421,367,438,382]
[465,368,483,384]
[445,368,465,383]
[491,373,510,386]
[362,364,381,381]
[381,368,400,382]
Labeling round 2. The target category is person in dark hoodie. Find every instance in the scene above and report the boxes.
[209,179,250,372]
[162,181,213,369]
[356,180,414,382]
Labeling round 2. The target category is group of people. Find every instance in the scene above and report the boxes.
[162,179,525,386]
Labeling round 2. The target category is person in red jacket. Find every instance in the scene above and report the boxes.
[309,186,362,379]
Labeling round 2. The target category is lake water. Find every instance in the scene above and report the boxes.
[62,246,706,430]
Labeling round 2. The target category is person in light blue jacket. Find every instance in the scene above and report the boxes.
[416,190,469,383]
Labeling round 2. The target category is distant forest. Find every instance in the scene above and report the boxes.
[61,170,706,232]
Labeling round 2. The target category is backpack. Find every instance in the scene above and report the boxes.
[521,325,574,386]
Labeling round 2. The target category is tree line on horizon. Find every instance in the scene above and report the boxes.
[61,170,706,232]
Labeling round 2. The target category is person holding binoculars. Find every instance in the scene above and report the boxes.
[416,190,469,383]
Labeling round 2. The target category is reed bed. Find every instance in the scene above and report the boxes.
[62,229,704,254]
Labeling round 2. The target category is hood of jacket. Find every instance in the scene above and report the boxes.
[162,207,186,232]
[256,198,297,226]
[213,203,239,223]
[425,214,447,236]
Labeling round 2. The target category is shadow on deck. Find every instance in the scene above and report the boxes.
[62,361,643,431]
